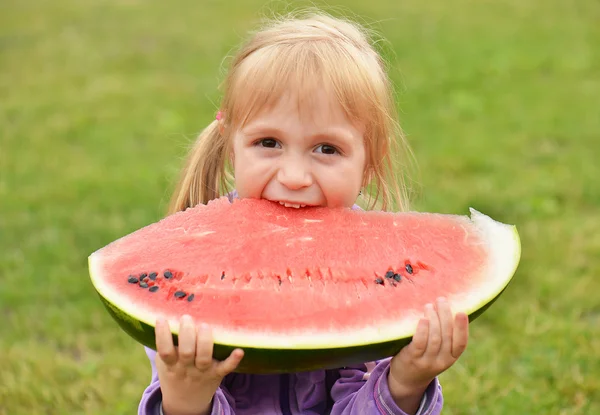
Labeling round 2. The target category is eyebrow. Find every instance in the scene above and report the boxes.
[242,122,357,144]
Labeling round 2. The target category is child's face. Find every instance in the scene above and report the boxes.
[231,89,367,208]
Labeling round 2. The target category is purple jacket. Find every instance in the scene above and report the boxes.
[138,347,443,415]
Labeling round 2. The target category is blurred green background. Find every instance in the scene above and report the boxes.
[1,0,599,414]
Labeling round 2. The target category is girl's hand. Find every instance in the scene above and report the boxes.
[155,315,244,415]
[388,297,469,413]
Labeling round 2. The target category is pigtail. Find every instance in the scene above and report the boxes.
[168,120,231,215]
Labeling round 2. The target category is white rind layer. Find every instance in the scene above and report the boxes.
[89,209,521,349]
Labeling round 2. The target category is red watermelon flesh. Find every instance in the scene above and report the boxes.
[89,197,520,370]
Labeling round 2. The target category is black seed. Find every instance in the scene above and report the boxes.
[174,291,186,298]
[187,294,195,302]
[128,276,139,284]
[148,272,157,280]
[140,273,148,279]
[221,272,225,280]
[375,278,384,285]
[393,273,401,282]
[149,286,159,292]
[139,282,149,288]
[164,270,173,279]
[384,271,395,279]
[405,264,413,274]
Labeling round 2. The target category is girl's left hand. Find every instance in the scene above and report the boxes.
[388,297,470,399]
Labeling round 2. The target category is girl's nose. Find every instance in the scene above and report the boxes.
[276,157,312,190]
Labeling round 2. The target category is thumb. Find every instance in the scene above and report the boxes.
[215,349,245,378]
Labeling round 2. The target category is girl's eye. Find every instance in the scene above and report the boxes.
[315,144,338,155]
[258,138,280,148]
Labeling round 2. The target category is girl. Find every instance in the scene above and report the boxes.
[138,11,469,415]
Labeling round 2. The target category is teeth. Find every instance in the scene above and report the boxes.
[278,201,302,208]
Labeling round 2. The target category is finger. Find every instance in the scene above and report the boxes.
[451,312,469,358]
[424,303,442,357]
[177,315,197,366]
[409,317,430,357]
[436,297,454,356]
[195,323,215,370]
[215,348,245,378]
[155,318,178,365]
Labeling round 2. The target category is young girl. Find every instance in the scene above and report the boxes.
[138,11,469,415]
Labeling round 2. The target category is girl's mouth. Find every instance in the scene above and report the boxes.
[278,201,306,208]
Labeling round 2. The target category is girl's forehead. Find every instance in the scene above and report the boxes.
[236,86,364,133]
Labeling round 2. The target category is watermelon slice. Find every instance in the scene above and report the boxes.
[88,197,520,373]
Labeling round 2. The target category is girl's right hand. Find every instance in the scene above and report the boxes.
[155,315,244,415]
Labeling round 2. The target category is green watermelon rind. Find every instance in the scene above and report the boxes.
[95,289,415,373]
[89,208,520,374]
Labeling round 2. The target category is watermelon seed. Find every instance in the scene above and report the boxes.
[221,272,225,280]
[384,270,395,279]
[148,272,157,280]
[187,294,195,302]
[405,264,413,274]
[128,276,139,284]
[393,273,401,282]
[375,278,384,285]
[278,277,282,286]
[140,272,148,279]
[164,270,173,279]
[139,282,149,289]
[149,286,159,292]
[174,291,186,298]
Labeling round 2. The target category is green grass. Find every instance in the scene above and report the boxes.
[1,0,599,413]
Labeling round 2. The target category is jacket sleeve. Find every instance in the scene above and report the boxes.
[137,347,236,415]
[329,359,443,415]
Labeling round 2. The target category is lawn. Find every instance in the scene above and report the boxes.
[1,0,599,414]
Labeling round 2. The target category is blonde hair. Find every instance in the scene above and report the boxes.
[168,11,414,215]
